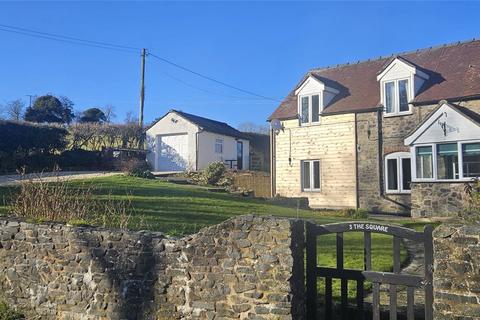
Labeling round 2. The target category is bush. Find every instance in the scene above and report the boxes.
[0,301,24,320]
[0,121,67,173]
[202,162,226,185]
[462,178,480,221]
[124,160,154,179]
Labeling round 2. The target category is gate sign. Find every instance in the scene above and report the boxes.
[349,223,389,233]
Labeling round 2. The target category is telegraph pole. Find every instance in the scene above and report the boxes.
[26,94,36,108]
[139,48,147,127]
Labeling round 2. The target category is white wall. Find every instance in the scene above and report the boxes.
[146,112,199,171]
[197,131,250,170]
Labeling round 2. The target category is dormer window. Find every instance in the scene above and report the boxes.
[295,75,339,126]
[377,57,429,117]
[300,94,320,124]
[384,78,410,115]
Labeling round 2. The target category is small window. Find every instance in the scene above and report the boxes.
[385,81,395,114]
[383,79,410,116]
[437,143,459,180]
[215,139,223,154]
[462,143,480,178]
[299,94,320,125]
[398,79,409,112]
[385,152,411,193]
[416,146,433,179]
[301,97,309,124]
[301,160,320,191]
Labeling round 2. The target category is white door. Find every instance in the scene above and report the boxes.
[156,134,189,172]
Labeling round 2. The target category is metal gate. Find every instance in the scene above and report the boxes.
[306,222,433,320]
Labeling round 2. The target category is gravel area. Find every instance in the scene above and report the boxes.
[0,171,122,186]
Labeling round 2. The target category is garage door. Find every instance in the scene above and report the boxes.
[156,134,189,172]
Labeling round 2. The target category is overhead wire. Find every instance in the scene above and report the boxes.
[0,23,280,102]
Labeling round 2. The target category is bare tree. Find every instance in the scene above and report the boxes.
[237,121,269,134]
[124,111,138,124]
[5,99,25,121]
[103,105,116,123]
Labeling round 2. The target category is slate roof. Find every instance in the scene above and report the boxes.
[269,39,480,120]
[172,110,248,139]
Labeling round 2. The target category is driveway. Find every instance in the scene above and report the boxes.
[0,171,122,186]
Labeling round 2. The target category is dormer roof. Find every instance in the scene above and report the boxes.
[376,56,429,81]
[269,39,480,120]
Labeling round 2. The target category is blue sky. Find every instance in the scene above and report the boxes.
[0,1,479,127]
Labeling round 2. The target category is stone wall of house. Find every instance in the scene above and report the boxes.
[356,99,480,215]
[411,182,468,217]
[0,215,305,320]
[433,223,480,319]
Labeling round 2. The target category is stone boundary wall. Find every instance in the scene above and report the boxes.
[433,223,480,319]
[0,215,305,320]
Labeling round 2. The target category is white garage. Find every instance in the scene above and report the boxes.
[146,109,250,173]
[156,133,189,172]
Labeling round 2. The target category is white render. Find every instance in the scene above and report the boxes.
[146,110,249,172]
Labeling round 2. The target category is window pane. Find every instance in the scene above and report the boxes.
[312,95,320,122]
[301,97,309,123]
[416,146,433,179]
[302,161,311,189]
[398,79,409,112]
[402,158,412,190]
[215,139,223,153]
[385,82,395,113]
[437,143,459,179]
[387,159,398,190]
[463,143,480,177]
[313,161,320,189]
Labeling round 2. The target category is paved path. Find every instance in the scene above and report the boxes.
[0,171,122,186]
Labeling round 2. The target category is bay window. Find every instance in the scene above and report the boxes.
[385,152,411,193]
[437,143,459,180]
[416,146,433,179]
[413,142,480,181]
[302,160,320,191]
[383,78,411,116]
[462,143,480,177]
[299,94,321,125]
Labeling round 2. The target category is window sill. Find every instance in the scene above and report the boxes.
[300,122,321,127]
[412,179,473,183]
[385,191,411,195]
[383,112,413,118]
[302,190,321,193]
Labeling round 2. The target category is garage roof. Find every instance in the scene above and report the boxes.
[171,110,249,140]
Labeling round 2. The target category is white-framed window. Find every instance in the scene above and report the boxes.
[385,152,411,194]
[383,78,411,116]
[412,141,480,181]
[299,94,320,125]
[214,139,223,154]
[301,160,320,191]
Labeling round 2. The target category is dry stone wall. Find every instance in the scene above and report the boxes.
[0,215,305,320]
[433,223,480,319]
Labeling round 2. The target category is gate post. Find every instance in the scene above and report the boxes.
[306,222,317,319]
[424,225,434,320]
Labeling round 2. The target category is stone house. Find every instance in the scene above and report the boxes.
[268,39,480,217]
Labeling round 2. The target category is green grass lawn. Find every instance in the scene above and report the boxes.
[0,174,434,300]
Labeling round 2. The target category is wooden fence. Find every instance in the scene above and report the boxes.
[232,171,271,198]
